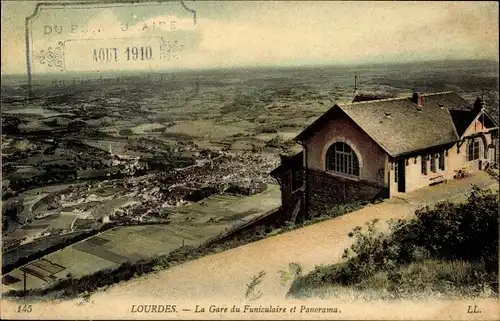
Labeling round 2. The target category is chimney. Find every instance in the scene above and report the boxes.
[473,97,485,111]
[412,92,423,107]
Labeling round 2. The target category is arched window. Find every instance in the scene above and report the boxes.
[326,142,360,177]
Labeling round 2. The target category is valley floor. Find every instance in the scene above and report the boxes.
[2,185,281,291]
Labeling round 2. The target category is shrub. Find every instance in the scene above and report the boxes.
[411,187,498,263]
[278,262,303,286]
[345,187,499,271]
[289,188,499,299]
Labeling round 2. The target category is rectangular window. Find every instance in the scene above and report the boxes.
[439,151,445,171]
[421,155,427,175]
[430,153,437,173]
[474,140,480,159]
[394,162,398,183]
[467,139,474,161]
[468,138,481,161]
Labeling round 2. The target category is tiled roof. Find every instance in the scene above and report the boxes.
[296,91,473,157]
[351,91,395,103]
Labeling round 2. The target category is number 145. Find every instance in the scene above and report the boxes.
[17,304,32,313]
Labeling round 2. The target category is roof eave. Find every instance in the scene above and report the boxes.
[295,104,394,157]
[458,108,498,139]
[445,108,461,140]
[482,109,499,128]
[391,140,460,158]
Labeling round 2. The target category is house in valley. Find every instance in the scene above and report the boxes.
[270,91,499,223]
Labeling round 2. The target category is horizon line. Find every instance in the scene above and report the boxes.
[1,58,499,77]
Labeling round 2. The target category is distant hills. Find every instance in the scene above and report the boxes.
[1,59,498,80]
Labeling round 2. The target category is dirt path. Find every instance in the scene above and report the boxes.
[91,201,413,302]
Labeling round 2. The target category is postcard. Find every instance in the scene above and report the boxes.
[1,1,499,320]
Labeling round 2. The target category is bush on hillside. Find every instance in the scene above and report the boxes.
[343,186,498,272]
[289,187,499,299]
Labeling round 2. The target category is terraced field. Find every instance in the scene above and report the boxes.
[2,185,280,291]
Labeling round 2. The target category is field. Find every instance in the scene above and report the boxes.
[164,120,251,141]
[4,61,498,150]
[2,185,280,291]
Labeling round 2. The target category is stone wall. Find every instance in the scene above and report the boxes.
[306,169,388,218]
[286,189,305,224]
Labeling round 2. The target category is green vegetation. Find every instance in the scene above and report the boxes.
[288,187,499,300]
[278,262,303,286]
[268,201,364,237]
[5,201,363,300]
[221,94,257,114]
[264,135,294,150]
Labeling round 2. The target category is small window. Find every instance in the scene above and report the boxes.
[421,155,427,175]
[439,151,445,171]
[394,162,398,183]
[467,138,482,161]
[430,153,437,173]
[473,140,480,159]
[467,139,473,160]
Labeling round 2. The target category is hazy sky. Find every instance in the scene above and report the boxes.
[1,1,498,75]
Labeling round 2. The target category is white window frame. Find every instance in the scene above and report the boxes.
[326,142,360,177]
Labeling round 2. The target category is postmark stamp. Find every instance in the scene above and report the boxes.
[25,0,197,94]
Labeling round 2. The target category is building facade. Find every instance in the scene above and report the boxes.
[271,91,499,223]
